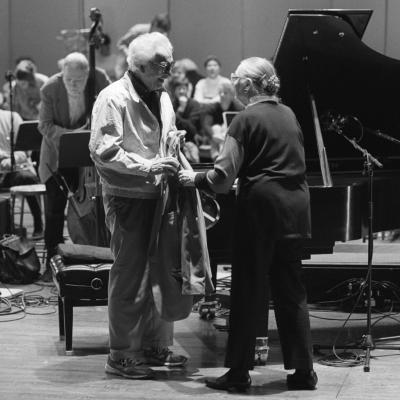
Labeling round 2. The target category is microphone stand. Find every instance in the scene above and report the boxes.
[5,71,16,173]
[345,136,380,372]
[316,124,400,372]
[88,7,105,247]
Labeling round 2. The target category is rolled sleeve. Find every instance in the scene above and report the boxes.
[195,135,243,194]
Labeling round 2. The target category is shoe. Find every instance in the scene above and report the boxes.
[287,369,318,390]
[40,267,53,283]
[105,355,154,379]
[31,229,44,241]
[143,347,188,367]
[205,369,251,392]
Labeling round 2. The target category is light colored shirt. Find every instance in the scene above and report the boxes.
[193,75,230,104]
[0,109,23,160]
[68,93,86,126]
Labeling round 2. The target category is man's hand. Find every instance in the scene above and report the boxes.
[178,170,197,187]
[149,156,180,176]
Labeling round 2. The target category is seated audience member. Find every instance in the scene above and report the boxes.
[117,13,171,55]
[0,105,43,239]
[179,58,203,96]
[202,81,244,160]
[3,59,48,121]
[38,52,111,281]
[165,61,193,98]
[115,13,171,79]
[193,55,230,104]
[169,76,203,163]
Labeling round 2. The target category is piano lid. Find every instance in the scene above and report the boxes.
[273,9,400,173]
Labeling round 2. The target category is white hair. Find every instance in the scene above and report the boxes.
[62,52,89,71]
[236,57,280,95]
[127,32,173,71]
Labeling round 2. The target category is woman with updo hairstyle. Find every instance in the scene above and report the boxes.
[179,57,317,392]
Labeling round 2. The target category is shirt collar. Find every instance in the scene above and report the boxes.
[128,71,163,100]
[247,94,279,108]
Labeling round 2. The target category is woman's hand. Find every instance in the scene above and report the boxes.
[178,170,197,187]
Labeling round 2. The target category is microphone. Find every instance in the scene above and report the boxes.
[5,70,15,81]
[368,128,400,145]
[324,112,363,142]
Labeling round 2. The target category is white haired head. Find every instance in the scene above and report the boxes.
[62,52,89,97]
[62,52,89,72]
[235,57,280,95]
[127,32,173,72]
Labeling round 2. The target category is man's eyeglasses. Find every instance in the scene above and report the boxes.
[149,60,175,75]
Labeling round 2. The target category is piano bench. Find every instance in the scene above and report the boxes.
[50,243,113,355]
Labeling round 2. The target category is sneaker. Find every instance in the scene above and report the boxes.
[287,369,318,390]
[105,355,154,379]
[143,347,188,367]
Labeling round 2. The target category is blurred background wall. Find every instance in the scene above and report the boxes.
[1,0,399,79]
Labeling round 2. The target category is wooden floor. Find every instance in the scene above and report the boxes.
[2,268,400,399]
[2,198,400,399]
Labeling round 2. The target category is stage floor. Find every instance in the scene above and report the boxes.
[2,198,400,398]
[1,272,400,399]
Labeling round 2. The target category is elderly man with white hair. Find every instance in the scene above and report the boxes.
[90,32,187,380]
[38,52,111,281]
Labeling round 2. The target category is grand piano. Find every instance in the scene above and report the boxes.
[197,9,400,278]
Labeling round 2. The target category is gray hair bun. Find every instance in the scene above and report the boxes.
[260,73,280,94]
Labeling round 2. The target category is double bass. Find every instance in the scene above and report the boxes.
[66,8,110,247]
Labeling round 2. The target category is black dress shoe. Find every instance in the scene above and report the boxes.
[205,370,251,392]
[287,369,318,390]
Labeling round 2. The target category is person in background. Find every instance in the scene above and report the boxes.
[90,32,187,380]
[3,59,48,121]
[179,57,317,392]
[165,61,193,98]
[169,76,202,162]
[201,80,244,160]
[193,55,230,104]
[115,13,171,79]
[38,52,110,281]
[0,102,43,239]
[117,13,171,55]
[179,58,203,97]
[165,58,203,100]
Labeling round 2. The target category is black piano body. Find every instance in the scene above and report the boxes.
[195,9,400,273]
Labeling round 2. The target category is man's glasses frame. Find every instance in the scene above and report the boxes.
[149,60,175,75]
